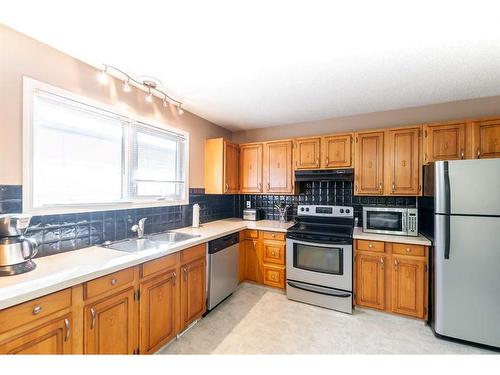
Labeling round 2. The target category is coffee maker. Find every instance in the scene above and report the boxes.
[0,214,38,276]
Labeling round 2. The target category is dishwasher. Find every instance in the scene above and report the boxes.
[207,232,239,311]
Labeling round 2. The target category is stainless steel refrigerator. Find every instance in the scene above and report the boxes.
[424,159,500,349]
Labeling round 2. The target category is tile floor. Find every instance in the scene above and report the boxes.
[158,283,494,354]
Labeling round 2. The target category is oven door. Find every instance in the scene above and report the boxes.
[362,207,408,235]
[286,238,352,292]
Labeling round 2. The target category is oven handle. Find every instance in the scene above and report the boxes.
[286,234,351,246]
[287,281,352,298]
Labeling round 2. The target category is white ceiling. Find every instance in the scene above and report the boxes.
[2,0,500,131]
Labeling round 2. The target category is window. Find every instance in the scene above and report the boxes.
[23,78,189,214]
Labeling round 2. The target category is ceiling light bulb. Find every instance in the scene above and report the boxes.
[177,104,184,115]
[146,89,153,103]
[123,79,131,92]
[97,67,108,84]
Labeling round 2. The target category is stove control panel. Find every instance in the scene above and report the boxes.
[297,205,354,218]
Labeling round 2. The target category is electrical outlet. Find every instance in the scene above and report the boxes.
[246,201,251,208]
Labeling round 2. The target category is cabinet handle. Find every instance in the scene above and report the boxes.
[295,160,298,167]
[380,258,384,269]
[316,158,319,166]
[271,251,276,256]
[258,182,262,191]
[477,148,481,158]
[64,318,70,342]
[224,183,229,192]
[325,157,329,165]
[391,182,395,193]
[379,182,383,192]
[267,182,270,191]
[172,272,177,286]
[110,278,117,286]
[424,152,428,161]
[32,305,42,315]
[460,149,464,160]
[183,267,188,281]
[405,247,411,253]
[394,259,398,270]
[368,243,373,248]
[90,307,96,329]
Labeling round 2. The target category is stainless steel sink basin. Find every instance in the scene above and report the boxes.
[147,231,200,243]
[105,238,158,253]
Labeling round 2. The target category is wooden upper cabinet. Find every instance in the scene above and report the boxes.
[385,127,421,196]
[204,138,239,194]
[355,253,386,310]
[423,122,466,163]
[391,256,426,319]
[472,119,500,159]
[354,131,384,195]
[0,316,72,354]
[139,269,178,354]
[239,143,263,193]
[84,288,138,354]
[322,133,353,168]
[294,137,321,169]
[263,140,294,194]
[180,257,206,330]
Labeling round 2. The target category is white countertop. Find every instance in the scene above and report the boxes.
[352,227,432,246]
[0,218,294,310]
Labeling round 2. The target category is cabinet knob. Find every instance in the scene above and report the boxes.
[379,182,383,192]
[110,278,118,286]
[325,157,329,165]
[368,244,373,248]
[405,247,411,253]
[32,305,42,315]
[477,148,481,158]
[271,251,276,256]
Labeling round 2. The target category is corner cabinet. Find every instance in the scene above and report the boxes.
[423,122,466,163]
[239,143,263,193]
[263,140,294,194]
[354,131,385,195]
[204,138,239,194]
[471,119,500,159]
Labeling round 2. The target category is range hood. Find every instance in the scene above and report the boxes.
[294,169,353,182]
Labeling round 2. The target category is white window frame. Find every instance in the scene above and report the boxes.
[23,77,190,215]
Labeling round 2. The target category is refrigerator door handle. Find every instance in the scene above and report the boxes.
[443,161,451,214]
[444,214,451,259]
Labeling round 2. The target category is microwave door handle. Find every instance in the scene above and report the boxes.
[402,213,407,234]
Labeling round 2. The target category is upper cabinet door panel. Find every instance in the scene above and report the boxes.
[264,141,293,194]
[386,127,421,195]
[322,134,352,168]
[423,123,465,163]
[354,131,384,195]
[295,137,320,169]
[224,141,240,192]
[473,119,500,159]
[239,144,263,193]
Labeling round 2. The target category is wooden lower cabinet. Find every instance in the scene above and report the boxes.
[84,287,138,354]
[242,238,262,283]
[180,257,206,330]
[262,264,285,289]
[0,316,72,354]
[139,269,178,354]
[355,240,428,320]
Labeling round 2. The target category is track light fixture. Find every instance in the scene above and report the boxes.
[97,64,183,111]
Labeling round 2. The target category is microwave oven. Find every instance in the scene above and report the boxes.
[362,207,418,236]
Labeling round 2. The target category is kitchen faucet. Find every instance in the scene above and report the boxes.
[131,218,147,238]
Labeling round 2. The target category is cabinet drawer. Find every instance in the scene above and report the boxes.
[0,288,72,334]
[356,239,385,253]
[85,268,135,300]
[262,231,285,241]
[180,243,206,264]
[262,240,285,265]
[392,243,425,257]
[263,264,285,289]
[243,229,258,239]
[142,252,179,279]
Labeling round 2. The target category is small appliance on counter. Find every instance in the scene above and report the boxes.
[362,206,418,236]
[242,208,262,221]
[0,214,38,276]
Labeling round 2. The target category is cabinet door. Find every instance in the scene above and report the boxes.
[391,256,426,319]
[263,140,294,194]
[243,239,262,283]
[84,288,137,354]
[355,253,386,310]
[354,132,384,195]
[0,316,72,354]
[239,144,263,193]
[473,119,500,159]
[423,123,465,163]
[139,269,178,354]
[385,127,421,195]
[295,137,321,169]
[180,257,206,329]
[224,141,240,193]
[322,134,352,168]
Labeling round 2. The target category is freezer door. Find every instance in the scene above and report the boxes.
[434,214,500,347]
[435,159,500,215]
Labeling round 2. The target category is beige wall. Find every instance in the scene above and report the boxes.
[0,24,231,187]
[232,96,500,143]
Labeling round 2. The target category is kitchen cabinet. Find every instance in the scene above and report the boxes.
[242,237,261,283]
[294,137,321,169]
[180,256,206,330]
[423,122,466,163]
[385,126,421,195]
[354,240,428,320]
[239,143,263,193]
[139,269,178,354]
[204,138,239,194]
[354,131,385,195]
[263,140,294,194]
[322,133,353,168]
[472,119,500,159]
[84,287,138,354]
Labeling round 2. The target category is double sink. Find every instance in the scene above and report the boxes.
[102,231,200,253]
